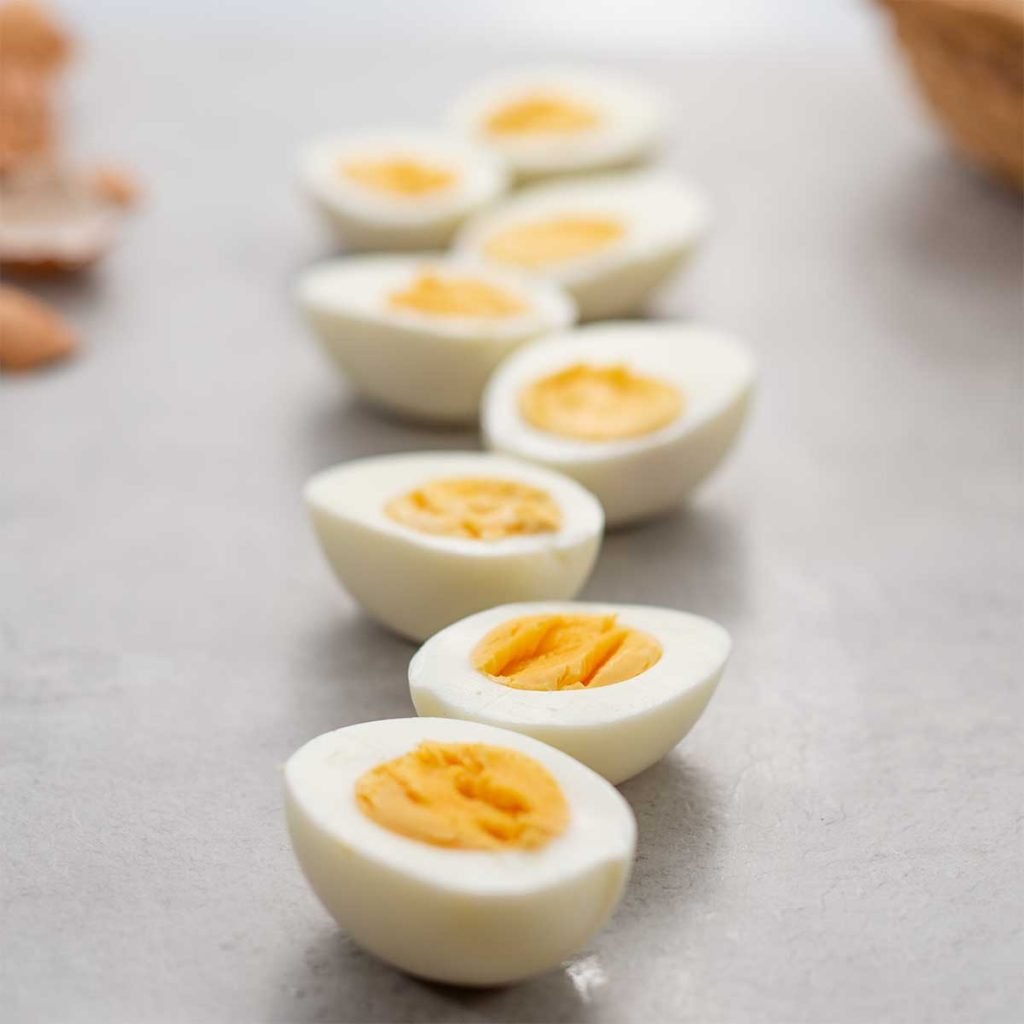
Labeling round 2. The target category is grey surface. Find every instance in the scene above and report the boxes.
[2,24,1023,1024]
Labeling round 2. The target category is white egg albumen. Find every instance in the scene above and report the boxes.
[455,173,711,321]
[482,322,757,526]
[285,717,636,985]
[304,451,604,642]
[296,255,576,423]
[299,131,508,250]
[447,68,665,181]
[410,602,731,784]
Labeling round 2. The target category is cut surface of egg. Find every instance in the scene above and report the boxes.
[482,322,757,526]
[299,131,508,250]
[448,68,665,181]
[304,451,604,641]
[456,173,710,320]
[410,602,731,783]
[285,717,636,985]
[296,255,576,423]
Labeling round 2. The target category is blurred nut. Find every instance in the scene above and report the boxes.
[0,0,72,73]
[0,284,76,371]
[0,64,53,170]
[91,164,142,208]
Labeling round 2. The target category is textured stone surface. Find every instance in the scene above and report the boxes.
[1,28,1022,1024]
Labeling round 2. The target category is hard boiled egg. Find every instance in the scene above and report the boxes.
[285,716,635,985]
[410,602,730,783]
[304,451,603,641]
[296,255,576,423]
[299,131,508,250]
[448,68,665,181]
[455,172,710,320]
[482,322,757,526]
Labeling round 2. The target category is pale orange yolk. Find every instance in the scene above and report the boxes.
[355,741,569,850]
[472,613,662,691]
[485,92,600,136]
[342,157,456,197]
[385,477,562,540]
[388,273,528,319]
[482,216,624,269]
[520,363,683,442]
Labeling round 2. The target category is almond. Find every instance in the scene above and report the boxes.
[0,0,72,74]
[0,284,76,371]
[91,164,142,208]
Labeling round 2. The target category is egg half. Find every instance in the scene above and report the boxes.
[456,172,710,321]
[299,131,508,250]
[285,717,636,985]
[410,602,730,784]
[482,322,757,525]
[448,67,665,181]
[296,255,576,423]
[304,451,604,641]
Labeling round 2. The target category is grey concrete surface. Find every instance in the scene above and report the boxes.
[2,25,1023,1024]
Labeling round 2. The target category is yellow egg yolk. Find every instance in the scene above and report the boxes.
[485,92,601,136]
[385,477,562,540]
[355,741,569,850]
[472,613,662,691]
[482,216,624,269]
[519,362,683,441]
[342,158,457,197]
[388,273,528,319]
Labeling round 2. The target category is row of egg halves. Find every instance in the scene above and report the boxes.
[285,68,756,988]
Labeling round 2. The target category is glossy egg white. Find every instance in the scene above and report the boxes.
[410,602,731,784]
[296,255,576,423]
[483,322,757,526]
[456,172,711,320]
[299,131,508,250]
[448,67,665,181]
[304,451,604,641]
[285,717,636,985]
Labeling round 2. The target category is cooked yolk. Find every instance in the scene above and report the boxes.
[485,92,600,136]
[385,477,561,540]
[388,273,528,319]
[519,363,683,441]
[473,613,662,691]
[482,216,624,269]
[355,741,569,850]
[342,158,456,197]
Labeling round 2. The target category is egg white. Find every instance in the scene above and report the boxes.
[409,602,731,784]
[299,130,508,250]
[482,322,757,526]
[296,255,576,423]
[456,172,711,320]
[285,716,636,985]
[448,67,665,181]
[304,451,604,641]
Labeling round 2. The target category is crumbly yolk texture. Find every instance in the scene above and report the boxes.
[355,741,569,850]
[482,216,624,269]
[520,362,683,441]
[342,158,456,197]
[472,613,662,691]
[388,273,528,319]
[485,92,601,136]
[385,477,561,540]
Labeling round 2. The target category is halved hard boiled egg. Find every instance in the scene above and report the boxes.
[409,603,730,784]
[448,68,665,181]
[455,173,710,320]
[285,716,635,985]
[296,255,576,423]
[299,131,508,250]
[482,322,757,526]
[304,452,604,641]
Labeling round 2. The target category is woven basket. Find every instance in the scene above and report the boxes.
[878,0,1024,189]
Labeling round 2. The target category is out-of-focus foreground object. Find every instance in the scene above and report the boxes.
[0,163,125,272]
[0,283,76,370]
[877,0,1024,190]
[0,1,70,170]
